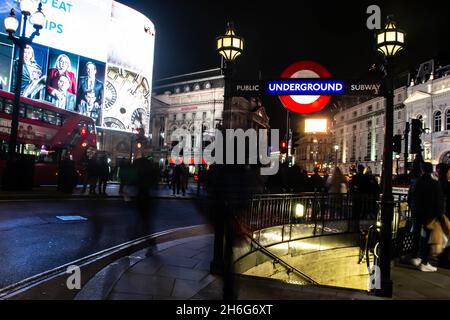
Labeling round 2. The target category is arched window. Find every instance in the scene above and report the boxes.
[434,111,442,132]
[446,110,450,130]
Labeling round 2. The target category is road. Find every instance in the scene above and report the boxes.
[0,197,210,289]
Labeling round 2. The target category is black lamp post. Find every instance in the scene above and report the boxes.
[4,1,45,158]
[375,16,405,297]
[210,22,243,300]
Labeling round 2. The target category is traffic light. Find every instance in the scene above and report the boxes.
[410,119,423,154]
[393,134,402,153]
[280,140,287,154]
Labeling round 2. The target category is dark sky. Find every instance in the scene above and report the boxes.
[120,0,450,132]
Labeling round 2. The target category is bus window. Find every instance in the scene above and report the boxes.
[42,110,57,125]
[0,99,4,112]
[56,114,65,126]
[19,104,26,117]
[27,106,43,121]
[4,103,13,114]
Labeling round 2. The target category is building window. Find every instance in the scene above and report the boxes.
[434,111,442,132]
[182,113,186,120]
[367,120,372,128]
[194,83,200,91]
[397,111,402,120]
[340,115,344,121]
[351,135,356,161]
[367,105,373,113]
[376,117,379,125]
[353,111,357,118]
[202,112,207,120]
[446,110,450,130]
[192,112,196,120]
[367,131,372,160]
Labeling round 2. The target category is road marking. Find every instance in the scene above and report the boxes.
[56,216,88,221]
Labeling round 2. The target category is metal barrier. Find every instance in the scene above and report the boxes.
[236,192,380,235]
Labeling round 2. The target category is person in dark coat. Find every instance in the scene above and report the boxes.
[309,167,324,192]
[98,156,110,195]
[411,162,445,272]
[87,154,99,195]
[349,165,371,229]
[436,163,450,268]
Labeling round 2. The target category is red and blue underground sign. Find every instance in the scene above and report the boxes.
[232,60,382,115]
[271,60,343,114]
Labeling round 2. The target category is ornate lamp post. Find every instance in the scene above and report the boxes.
[216,22,244,129]
[4,1,45,158]
[210,22,243,300]
[375,16,405,297]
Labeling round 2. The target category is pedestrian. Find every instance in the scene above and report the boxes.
[436,163,450,268]
[326,166,348,219]
[98,156,110,195]
[118,157,128,194]
[407,158,423,264]
[80,150,89,194]
[411,162,445,272]
[309,167,324,192]
[87,153,99,195]
[180,162,188,196]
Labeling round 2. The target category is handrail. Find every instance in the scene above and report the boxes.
[237,227,319,285]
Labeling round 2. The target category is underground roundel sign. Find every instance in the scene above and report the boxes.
[278,60,333,114]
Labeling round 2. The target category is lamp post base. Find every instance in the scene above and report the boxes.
[375,279,393,298]
[2,155,35,191]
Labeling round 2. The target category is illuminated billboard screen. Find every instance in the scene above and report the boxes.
[0,0,155,135]
[304,119,328,133]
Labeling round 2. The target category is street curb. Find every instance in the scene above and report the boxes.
[75,233,215,300]
[0,224,212,300]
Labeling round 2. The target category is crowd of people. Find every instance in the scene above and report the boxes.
[408,160,450,271]
[80,153,111,196]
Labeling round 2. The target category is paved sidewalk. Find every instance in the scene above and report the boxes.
[76,229,450,300]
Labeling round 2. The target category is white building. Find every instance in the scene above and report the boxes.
[332,59,450,175]
[332,87,407,175]
[149,69,270,168]
[404,61,450,165]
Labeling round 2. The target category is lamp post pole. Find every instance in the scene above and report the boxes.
[374,16,405,298]
[378,56,395,297]
[210,22,243,301]
[6,4,44,158]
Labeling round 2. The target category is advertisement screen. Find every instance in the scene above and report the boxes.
[0,0,154,135]
[11,43,48,100]
[44,49,79,111]
[304,119,328,133]
[104,66,150,133]
[26,0,112,62]
[75,58,106,127]
[0,35,13,91]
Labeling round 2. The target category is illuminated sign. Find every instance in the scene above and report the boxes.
[0,0,155,135]
[267,79,344,95]
[277,60,333,114]
[304,119,328,133]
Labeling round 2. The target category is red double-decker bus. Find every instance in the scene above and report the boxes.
[0,90,97,186]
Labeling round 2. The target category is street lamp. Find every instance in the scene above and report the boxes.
[216,22,244,129]
[395,154,400,176]
[375,15,405,298]
[4,1,45,158]
[211,22,244,300]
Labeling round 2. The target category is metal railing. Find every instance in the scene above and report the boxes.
[236,192,380,235]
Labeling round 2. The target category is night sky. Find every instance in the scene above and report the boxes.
[120,0,450,132]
